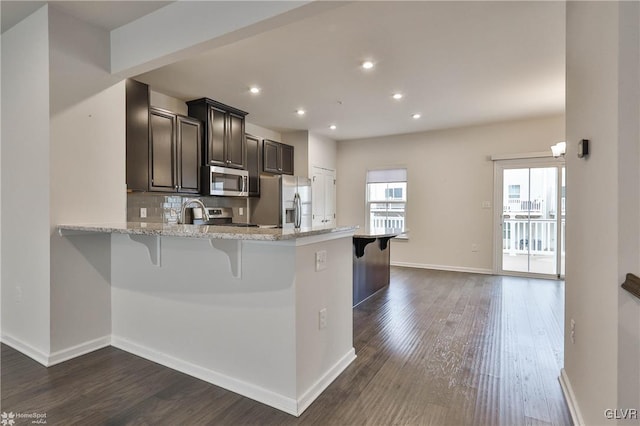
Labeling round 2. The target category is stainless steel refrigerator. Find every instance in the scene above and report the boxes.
[251,175,312,229]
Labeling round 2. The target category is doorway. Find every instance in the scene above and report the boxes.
[494,159,565,278]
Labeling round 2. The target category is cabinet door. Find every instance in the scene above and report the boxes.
[207,105,227,166]
[312,171,326,227]
[263,140,281,174]
[226,112,246,169]
[245,134,260,196]
[177,116,202,194]
[149,109,176,192]
[280,144,294,175]
[126,79,150,191]
[324,172,336,226]
[311,166,336,226]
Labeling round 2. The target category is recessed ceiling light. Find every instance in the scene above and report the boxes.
[392,93,403,100]
[249,86,260,94]
[361,61,374,70]
[296,109,306,116]
[329,124,337,130]
[412,113,421,119]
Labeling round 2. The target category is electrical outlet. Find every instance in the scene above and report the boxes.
[471,243,479,252]
[570,319,576,344]
[315,250,327,271]
[140,208,147,219]
[319,308,327,329]
[15,285,22,303]
[239,207,244,216]
[482,201,492,209]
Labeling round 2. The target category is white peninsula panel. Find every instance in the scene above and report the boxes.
[106,228,355,416]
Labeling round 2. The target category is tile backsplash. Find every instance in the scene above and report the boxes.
[127,192,249,223]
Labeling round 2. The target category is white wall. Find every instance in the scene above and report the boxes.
[150,90,187,115]
[0,5,51,360]
[282,130,337,178]
[565,2,640,424]
[616,2,640,415]
[110,1,319,76]
[309,132,337,172]
[48,6,125,356]
[1,21,3,329]
[282,131,310,177]
[246,122,281,142]
[337,115,565,273]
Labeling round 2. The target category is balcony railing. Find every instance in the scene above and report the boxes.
[503,218,565,255]
[504,199,543,215]
[371,215,405,230]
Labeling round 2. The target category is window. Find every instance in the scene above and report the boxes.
[508,184,520,199]
[366,168,407,236]
[385,187,403,199]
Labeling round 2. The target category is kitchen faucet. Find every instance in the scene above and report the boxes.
[179,198,210,224]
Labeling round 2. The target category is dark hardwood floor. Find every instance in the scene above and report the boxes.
[1,267,571,425]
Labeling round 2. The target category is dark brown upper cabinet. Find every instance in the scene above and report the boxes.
[126,79,150,192]
[263,139,294,175]
[245,134,261,196]
[186,98,248,170]
[176,115,202,193]
[149,107,202,194]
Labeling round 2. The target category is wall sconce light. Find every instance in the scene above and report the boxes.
[577,139,590,158]
[551,141,566,158]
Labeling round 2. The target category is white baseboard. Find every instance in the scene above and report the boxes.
[391,261,493,275]
[1,333,112,367]
[0,333,49,366]
[559,368,584,426]
[111,335,299,416]
[297,348,356,415]
[47,335,111,366]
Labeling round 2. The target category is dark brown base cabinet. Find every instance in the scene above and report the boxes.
[187,98,248,170]
[149,107,202,194]
[352,236,393,306]
[263,139,294,175]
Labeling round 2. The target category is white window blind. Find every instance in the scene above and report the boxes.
[366,168,407,183]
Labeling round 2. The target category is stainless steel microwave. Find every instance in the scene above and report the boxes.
[201,166,248,196]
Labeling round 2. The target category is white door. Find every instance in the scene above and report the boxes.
[312,166,336,227]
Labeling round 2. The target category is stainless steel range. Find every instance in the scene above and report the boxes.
[192,207,257,227]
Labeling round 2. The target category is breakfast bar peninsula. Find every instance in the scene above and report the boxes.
[58,222,357,416]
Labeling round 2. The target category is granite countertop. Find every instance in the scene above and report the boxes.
[57,222,357,241]
[353,227,405,239]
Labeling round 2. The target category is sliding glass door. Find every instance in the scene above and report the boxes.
[496,160,565,278]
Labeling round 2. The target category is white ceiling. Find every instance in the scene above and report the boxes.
[3,1,565,142]
[135,1,565,141]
